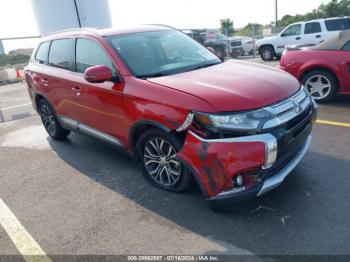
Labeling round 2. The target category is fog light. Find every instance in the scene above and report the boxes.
[233,175,244,187]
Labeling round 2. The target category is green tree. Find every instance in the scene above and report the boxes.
[220,18,234,36]
[235,23,263,37]
[277,0,350,28]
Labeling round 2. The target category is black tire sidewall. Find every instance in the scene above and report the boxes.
[260,46,275,61]
[136,129,191,193]
[38,99,70,140]
[302,70,337,103]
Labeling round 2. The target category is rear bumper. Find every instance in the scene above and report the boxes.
[207,135,312,203]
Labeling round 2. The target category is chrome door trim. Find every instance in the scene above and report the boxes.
[57,115,124,148]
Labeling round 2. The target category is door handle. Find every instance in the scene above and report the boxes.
[316,35,321,38]
[71,86,81,96]
[296,37,301,40]
[42,78,49,86]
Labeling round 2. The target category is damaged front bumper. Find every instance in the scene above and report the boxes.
[207,135,312,203]
[177,103,316,204]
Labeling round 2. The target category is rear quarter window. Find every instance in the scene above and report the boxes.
[325,18,350,31]
[342,41,350,51]
[48,39,73,70]
[35,41,50,64]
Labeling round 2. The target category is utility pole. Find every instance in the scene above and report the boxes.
[275,0,278,34]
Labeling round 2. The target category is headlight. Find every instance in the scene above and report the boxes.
[194,109,274,132]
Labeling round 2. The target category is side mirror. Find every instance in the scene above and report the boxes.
[84,65,112,83]
[207,47,215,53]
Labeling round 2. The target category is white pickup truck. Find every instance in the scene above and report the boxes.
[256,17,350,61]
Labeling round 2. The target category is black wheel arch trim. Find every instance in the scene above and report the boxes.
[259,44,276,54]
[33,92,56,114]
[129,120,172,156]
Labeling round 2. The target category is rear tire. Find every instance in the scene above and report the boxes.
[38,99,70,141]
[136,129,191,193]
[260,46,275,61]
[302,70,338,103]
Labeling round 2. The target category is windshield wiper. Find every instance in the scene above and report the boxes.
[192,62,222,71]
[138,72,167,79]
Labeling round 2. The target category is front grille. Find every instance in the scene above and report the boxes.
[264,87,311,130]
[230,41,242,47]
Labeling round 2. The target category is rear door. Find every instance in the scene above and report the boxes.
[303,21,324,45]
[46,38,79,122]
[25,41,51,106]
[69,36,125,140]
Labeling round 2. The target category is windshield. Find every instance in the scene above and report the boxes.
[106,30,221,78]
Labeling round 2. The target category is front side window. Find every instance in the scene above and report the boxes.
[107,30,221,78]
[75,38,115,74]
[35,41,50,64]
[49,39,72,70]
[282,24,302,37]
[325,18,350,31]
[304,22,322,34]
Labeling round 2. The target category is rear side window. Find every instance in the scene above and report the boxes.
[304,22,322,34]
[35,42,50,64]
[75,38,114,74]
[49,39,72,70]
[342,41,350,51]
[325,18,350,31]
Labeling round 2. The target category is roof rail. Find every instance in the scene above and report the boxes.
[143,24,177,30]
[43,27,100,37]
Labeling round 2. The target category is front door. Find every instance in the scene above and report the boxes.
[69,37,125,143]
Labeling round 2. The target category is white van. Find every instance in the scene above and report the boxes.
[256,17,350,61]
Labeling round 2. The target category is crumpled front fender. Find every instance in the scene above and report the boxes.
[177,132,266,198]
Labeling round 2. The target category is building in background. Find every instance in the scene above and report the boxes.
[31,0,112,36]
[0,41,4,55]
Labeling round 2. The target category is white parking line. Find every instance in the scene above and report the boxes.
[0,103,32,111]
[0,198,51,262]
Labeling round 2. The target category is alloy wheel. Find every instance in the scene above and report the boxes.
[40,104,56,136]
[304,74,331,100]
[143,137,182,186]
[262,49,272,60]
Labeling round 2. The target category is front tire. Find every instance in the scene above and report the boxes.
[38,99,70,141]
[302,70,338,103]
[260,46,275,61]
[136,129,191,193]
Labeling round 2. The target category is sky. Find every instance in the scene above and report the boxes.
[0,0,330,52]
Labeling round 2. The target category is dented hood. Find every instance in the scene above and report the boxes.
[147,60,300,112]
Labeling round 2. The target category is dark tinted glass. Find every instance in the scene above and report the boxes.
[35,41,50,64]
[342,41,350,51]
[48,39,72,70]
[305,22,322,34]
[325,18,350,31]
[76,38,114,74]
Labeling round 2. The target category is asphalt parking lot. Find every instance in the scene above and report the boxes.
[1,59,350,260]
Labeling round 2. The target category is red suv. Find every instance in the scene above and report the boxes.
[25,26,317,209]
